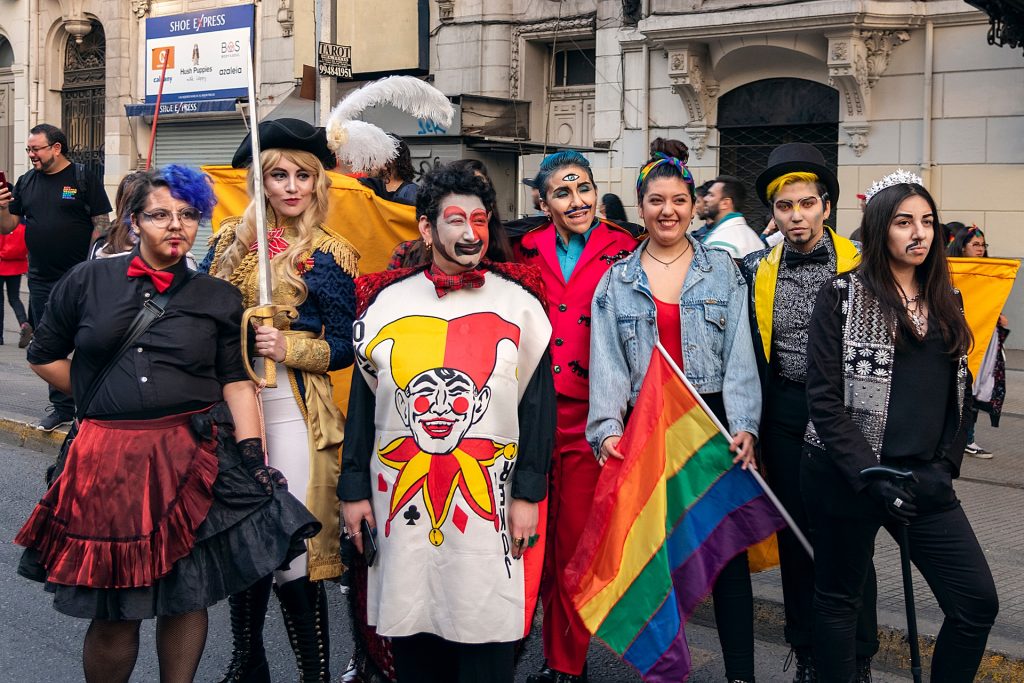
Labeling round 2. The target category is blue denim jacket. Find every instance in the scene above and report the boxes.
[587,236,762,453]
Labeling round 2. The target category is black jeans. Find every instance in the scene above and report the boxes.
[761,376,879,658]
[712,551,754,680]
[28,275,75,416]
[391,633,514,683]
[802,451,998,682]
[1,274,28,331]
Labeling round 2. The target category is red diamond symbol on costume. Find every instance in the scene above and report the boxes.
[452,505,468,533]
[378,473,388,492]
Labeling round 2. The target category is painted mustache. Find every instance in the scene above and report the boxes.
[565,205,593,217]
[906,240,926,253]
[454,241,484,256]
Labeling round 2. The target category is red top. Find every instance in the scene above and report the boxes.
[0,223,28,277]
[654,296,684,371]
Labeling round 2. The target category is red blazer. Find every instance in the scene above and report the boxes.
[0,223,28,276]
[514,221,638,402]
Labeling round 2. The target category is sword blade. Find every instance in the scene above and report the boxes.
[245,47,273,305]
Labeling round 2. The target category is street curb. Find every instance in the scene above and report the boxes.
[691,590,1023,679]
[0,416,65,455]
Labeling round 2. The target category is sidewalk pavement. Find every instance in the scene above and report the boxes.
[1,310,1023,679]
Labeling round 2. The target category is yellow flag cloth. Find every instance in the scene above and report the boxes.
[948,257,1020,379]
[203,165,420,414]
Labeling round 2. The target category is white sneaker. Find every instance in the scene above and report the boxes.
[966,442,993,459]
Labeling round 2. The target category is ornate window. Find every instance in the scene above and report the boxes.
[61,21,106,176]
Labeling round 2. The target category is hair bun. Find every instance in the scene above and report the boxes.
[650,137,689,165]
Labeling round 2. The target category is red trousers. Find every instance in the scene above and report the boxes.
[541,398,601,675]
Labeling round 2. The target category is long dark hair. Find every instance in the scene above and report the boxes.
[601,193,628,223]
[855,183,971,355]
[947,224,987,258]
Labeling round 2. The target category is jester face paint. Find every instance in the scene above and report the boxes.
[540,164,597,237]
[396,368,491,455]
[424,194,490,273]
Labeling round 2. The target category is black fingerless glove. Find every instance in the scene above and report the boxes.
[237,438,288,495]
[865,480,917,524]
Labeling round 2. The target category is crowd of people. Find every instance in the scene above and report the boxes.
[2,119,1005,683]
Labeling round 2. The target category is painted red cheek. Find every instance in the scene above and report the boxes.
[452,396,470,414]
[414,396,430,413]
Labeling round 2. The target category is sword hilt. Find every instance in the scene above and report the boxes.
[241,304,299,388]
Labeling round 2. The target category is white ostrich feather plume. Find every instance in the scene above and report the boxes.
[328,76,454,130]
[333,121,399,173]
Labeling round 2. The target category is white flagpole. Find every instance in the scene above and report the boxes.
[654,341,814,560]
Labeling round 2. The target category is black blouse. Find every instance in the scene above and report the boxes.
[338,349,557,504]
[28,248,250,419]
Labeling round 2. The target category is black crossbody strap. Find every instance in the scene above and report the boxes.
[75,271,196,420]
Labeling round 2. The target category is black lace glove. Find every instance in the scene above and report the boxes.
[865,480,917,524]
[237,438,288,495]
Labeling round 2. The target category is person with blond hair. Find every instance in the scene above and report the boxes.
[202,118,360,683]
[740,143,878,682]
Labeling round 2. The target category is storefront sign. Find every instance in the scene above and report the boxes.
[145,5,254,104]
[318,42,353,79]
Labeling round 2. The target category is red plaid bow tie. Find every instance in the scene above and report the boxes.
[249,227,290,258]
[127,256,174,293]
[426,265,486,298]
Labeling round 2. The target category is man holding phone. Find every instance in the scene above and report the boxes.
[0,123,112,431]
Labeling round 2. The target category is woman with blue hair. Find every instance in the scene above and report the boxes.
[15,165,319,683]
[514,150,639,683]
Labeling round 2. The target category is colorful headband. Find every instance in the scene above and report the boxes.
[636,152,694,198]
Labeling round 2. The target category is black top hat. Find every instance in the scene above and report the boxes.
[755,142,840,208]
[231,118,336,170]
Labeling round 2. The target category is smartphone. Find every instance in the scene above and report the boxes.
[361,518,378,567]
[0,171,7,189]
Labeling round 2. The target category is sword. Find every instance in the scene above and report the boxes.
[240,46,297,388]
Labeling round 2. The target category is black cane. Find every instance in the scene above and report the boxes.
[861,466,923,683]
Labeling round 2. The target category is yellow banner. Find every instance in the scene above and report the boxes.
[203,165,420,414]
[948,257,1020,379]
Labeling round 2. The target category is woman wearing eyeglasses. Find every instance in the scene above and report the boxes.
[948,224,1010,459]
[202,118,359,683]
[15,165,319,683]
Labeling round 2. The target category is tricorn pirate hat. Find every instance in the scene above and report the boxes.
[231,118,336,170]
[755,142,840,208]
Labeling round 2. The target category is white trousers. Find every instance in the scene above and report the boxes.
[261,365,311,584]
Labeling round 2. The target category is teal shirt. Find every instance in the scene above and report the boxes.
[555,221,598,281]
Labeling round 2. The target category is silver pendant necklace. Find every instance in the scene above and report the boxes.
[644,241,691,270]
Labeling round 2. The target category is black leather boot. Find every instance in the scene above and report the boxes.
[276,577,331,682]
[218,575,273,683]
[783,648,816,683]
[526,663,588,683]
[855,657,872,683]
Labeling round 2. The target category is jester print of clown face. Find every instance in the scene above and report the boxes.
[362,313,522,547]
[396,368,491,455]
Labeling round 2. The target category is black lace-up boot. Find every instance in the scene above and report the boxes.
[276,577,331,682]
[218,575,273,683]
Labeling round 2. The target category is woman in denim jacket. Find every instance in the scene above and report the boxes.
[587,148,762,683]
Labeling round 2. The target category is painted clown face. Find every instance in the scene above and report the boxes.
[396,367,491,455]
[420,193,490,274]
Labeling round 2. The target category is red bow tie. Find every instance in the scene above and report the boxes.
[127,256,174,293]
[426,266,486,298]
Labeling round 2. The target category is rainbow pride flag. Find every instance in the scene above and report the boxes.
[566,346,786,681]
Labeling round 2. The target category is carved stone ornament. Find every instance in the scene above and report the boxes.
[665,44,718,159]
[130,0,150,18]
[436,0,455,22]
[828,29,909,156]
[509,14,596,98]
[278,0,295,38]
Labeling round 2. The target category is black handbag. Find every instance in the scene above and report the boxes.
[45,274,193,485]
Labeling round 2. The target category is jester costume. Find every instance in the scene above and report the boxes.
[339,261,555,649]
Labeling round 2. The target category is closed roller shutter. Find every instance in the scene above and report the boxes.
[154,119,249,252]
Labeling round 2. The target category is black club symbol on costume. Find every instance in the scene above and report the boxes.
[404,505,421,525]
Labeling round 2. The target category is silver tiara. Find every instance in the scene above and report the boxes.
[864,168,923,203]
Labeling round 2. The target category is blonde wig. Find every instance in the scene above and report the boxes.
[215,148,332,306]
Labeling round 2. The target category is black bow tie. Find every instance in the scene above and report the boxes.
[784,248,829,267]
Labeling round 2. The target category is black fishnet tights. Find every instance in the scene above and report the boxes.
[82,610,208,683]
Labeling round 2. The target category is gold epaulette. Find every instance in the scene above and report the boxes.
[310,227,361,278]
[207,216,244,276]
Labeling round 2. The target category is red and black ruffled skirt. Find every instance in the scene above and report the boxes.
[15,403,320,620]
